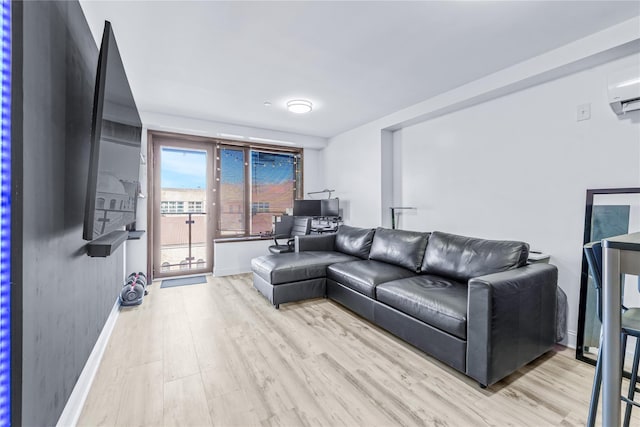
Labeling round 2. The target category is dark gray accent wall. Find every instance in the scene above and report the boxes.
[11,2,24,425]
[16,2,124,425]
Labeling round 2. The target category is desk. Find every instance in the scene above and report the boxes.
[602,232,640,426]
[310,226,336,234]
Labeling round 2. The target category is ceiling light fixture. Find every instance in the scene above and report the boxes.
[287,99,312,114]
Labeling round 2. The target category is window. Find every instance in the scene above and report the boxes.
[161,262,170,272]
[251,202,270,214]
[160,200,203,214]
[161,201,185,214]
[187,201,203,213]
[250,151,299,234]
[218,148,245,236]
[217,147,301,236]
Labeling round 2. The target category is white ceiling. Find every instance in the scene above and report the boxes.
[79,1,640,138]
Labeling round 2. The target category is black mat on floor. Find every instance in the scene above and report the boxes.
[160,275,207,289]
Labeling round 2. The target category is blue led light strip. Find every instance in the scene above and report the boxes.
[0,0,9,424]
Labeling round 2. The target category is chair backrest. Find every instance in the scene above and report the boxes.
[584,241,603,321]
[273,215,294,236]
[291,217,311,237]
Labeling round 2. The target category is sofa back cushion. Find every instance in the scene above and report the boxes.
[369,228,430,272]
[334,225,376,259]
[421,231,529,282]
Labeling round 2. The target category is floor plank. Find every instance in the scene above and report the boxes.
[163,373,212,426]
[114,361,163,426]
[78,273,629,426]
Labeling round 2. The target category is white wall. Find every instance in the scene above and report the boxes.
[325,18,640,230]
[380,130,394,228]
[213,239,273,276]
[125,113,327,275]
[125,130,149,275]
[142,111,328,149]
[302,148,325,195]
[323,125,384,227]
[393,53,640,347]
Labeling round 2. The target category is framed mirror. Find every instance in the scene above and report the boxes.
[577,187,640,367]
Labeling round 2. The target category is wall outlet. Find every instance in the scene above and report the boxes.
[577,103,591,121]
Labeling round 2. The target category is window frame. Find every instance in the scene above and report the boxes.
[214,143,303,237]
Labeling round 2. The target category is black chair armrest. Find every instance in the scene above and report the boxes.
[295,234,336,252]
[272,234,290,245]
[466,263,558,386]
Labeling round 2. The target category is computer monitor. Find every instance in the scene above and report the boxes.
[321,199,339,217]
[293,199,322,217]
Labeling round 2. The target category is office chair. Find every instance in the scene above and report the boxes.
[584,241,640,427]
[268,216,311,254]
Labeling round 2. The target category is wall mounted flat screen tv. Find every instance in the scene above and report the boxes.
[293,200,322,217]
[83,21,142,241]
[321,199,339,217]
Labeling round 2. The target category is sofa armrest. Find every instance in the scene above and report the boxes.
[466,263,557,387]
[295,234,336,252]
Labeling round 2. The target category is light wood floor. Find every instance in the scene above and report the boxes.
[78,274,635,426]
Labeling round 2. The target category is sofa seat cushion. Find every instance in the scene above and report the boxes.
[327,260,416,298]
[376,275,468,340]
[251,251,359,285]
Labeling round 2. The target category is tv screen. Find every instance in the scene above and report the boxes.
[293,200,321,217]
[321,199,339,217]
[83,21,142,241]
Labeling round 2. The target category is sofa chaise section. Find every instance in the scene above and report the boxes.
[251,251,360,309]
[251,226,375,308]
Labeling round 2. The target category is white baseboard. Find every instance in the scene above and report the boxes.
[566,330,577,349]
[56,299,120,427]
[213,265,252,277]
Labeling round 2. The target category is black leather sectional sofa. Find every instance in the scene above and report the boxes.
[251,225,558,387]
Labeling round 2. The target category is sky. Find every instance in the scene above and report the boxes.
[161,147,295,189]
[161,147,207,189]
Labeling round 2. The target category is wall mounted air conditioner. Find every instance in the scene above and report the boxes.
[608,67,640,115]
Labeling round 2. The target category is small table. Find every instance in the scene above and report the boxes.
[527,251,550,264]
[602,232,640,426]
